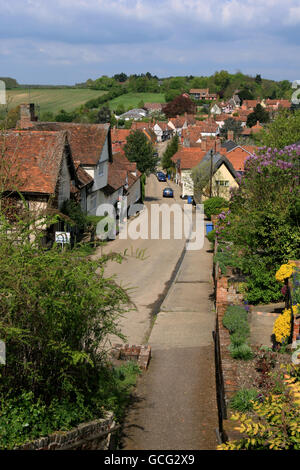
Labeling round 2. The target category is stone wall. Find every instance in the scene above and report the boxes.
[15,412,117,450]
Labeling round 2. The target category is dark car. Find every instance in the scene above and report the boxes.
[163,187,174,198]
[157,172,166,182]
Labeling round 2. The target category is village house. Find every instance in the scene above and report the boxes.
[0,129,84,244]
[18,104,113,216]
[195,152,239,201]
[143,102,163,114]
[225,145,256,175]
[189,89,217,101]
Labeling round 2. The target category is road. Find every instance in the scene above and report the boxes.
[92,172,218,450]
[93,174,186,344]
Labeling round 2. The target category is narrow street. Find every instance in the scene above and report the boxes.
[92,174,219,450]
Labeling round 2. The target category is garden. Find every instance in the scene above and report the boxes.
[0,208,140,449]
[203,144,300,449]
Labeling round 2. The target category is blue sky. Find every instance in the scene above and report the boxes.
[1,0,300,84]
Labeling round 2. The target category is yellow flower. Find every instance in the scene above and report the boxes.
[275,263,296,283]
[272,308,292,343]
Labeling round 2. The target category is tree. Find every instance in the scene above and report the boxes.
[246,104,269,127]
[163,95,196,118]
[97,105,111,123]
[161,135,178,170]
[220,118,243,139]
[255,74,262,84]
[258,109,300,148]
[123,130,158,174]
[113,73,128,83]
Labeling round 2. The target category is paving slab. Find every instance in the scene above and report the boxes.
[250,303,284,347]
[122,345,218,450]
[150,311,215,350]
[161,281,211,312]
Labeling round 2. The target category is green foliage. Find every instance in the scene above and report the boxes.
[219,392,300,450]
[124,130,158,174]
[140,173,146,202]
[61,200,87,230]
[206,229,216,244]
[230,389,258,412]
[229,343,253,360]
[223,305,252,360]
[203,197,227,219]
[220,117,243,138]
[0,212,132,404]
[216,146,300,303]
[247,104,270,127]
[258,109,300,149]
[161,135,178,170]
[0,362,140,449]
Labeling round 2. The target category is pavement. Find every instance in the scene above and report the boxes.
[92,174,219,450]
[250,302,285,347]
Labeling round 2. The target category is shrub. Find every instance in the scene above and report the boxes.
[230,388,258,412]
[229,343,253,360]
[218,391,300,450]
[0,212,132,405]
[223,305,252,360]
[204,197,227,219]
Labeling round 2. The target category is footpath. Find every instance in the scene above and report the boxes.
[121,232,219,450]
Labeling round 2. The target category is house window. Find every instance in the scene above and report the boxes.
[216,180,229,187]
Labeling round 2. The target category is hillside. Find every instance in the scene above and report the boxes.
[5,88,108,114]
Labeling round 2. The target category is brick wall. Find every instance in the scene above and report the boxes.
[15,412,117,450]
[111,343,151,370]
[214,261,244,442]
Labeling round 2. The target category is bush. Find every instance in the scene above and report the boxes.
[206,229,216,244]
[0,362,140,449]
[219,392,300,450]
[230,389,258,412]
[223,305,252,360]
[0,212,132,405]
[229,343,253,360]
[204,197,227,219]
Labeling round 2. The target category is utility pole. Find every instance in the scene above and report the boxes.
[209,148,213,198]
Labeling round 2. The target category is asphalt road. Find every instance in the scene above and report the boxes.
[93,174,186,345]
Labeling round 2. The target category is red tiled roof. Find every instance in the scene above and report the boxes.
[106,152,141,192]
[189,88,209,94]
[171,148,206,169]
[30,122,110,166]
[0,130,69,194]
[73,160,93,188]
[225,146,256,171]
[143,102,163,110]
[111,128,131,143]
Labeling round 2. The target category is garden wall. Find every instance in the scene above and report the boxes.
[15,412,117,450]
[214,257,247,443]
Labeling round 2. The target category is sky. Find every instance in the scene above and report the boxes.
[1,0,300,85]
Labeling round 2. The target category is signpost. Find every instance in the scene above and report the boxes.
[55,231,70,250]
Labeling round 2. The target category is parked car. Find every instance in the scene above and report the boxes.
[157,172,166,182]
[163,187,174,198]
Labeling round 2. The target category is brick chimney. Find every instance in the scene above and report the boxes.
[201,138,207,151]
[227,130,234,141]
[215,138,221,152]
[19,103,37,129]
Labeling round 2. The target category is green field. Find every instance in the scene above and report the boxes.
[4,89,166,116]
[6,88,108,114]
[108,93,166,111]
